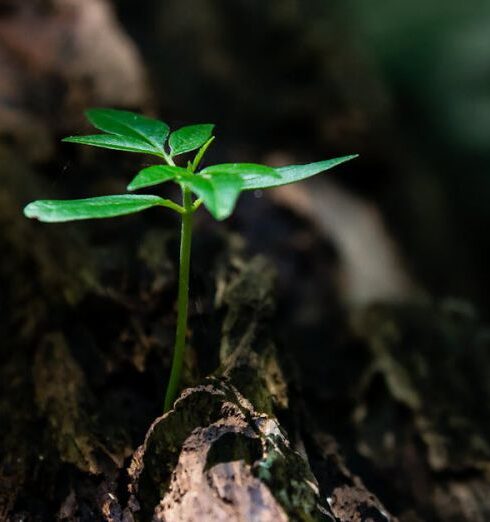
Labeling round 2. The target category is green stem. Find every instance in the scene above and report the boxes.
[164,186,193,412]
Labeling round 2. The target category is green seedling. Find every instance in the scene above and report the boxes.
[24,109,357,412]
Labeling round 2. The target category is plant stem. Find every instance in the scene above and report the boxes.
[164,186,193,412]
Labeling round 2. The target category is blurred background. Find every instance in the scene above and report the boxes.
[3,0,490,309]
[1,1,490,520]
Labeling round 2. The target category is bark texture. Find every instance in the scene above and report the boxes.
[122,256,394,521]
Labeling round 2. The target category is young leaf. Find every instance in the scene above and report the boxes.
[169,124,214,156]
[241,155,358,190]
[86,108,169,150]
[191,136,215,172]
[62,134,164,157]
[128,165,188,191]
[24,195,177,223]
[180,173,243,220]
[200,163,280,184]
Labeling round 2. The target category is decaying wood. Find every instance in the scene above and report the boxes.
[348,303,490,522]
[121,256,395,522]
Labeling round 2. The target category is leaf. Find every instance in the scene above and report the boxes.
[241,155,359,190]
[169,124,215,156]
[62,134,164,157]
[201,163,280,184]
[86,108,169,150]
[180,172,243,220]
[191,136,215,172]
[24,195,175,223]
[127,165,188,191]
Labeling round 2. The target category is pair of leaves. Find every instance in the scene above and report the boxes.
[63,108,214,158]
[127,163,280,220]
[24,109,358,223]
[125,157,357,219]
[24,155,357,222]
[23,178,242,222]
[127,163,279,192]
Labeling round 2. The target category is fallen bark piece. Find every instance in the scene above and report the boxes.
[153,388,289,522]
[127,380,323,521]
[328,486,392,522]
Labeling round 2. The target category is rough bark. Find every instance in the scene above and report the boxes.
[348,303,490,522]
[121,256,394,521]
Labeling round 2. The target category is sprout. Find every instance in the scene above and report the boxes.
[24,108,357,411]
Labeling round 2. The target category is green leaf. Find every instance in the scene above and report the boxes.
[180,172,243,220]
[201,163,280,184]
[86,108,169,150]
[191,136,215,172]
[127,165,188,191]
[24,195,176,223]
[62,134,164,157]
[241,155,358,190]
[169,124,215,156]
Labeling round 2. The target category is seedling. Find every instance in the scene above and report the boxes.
[24,109,357,411]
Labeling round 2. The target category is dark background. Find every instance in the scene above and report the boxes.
[1,1,490,520]
[112,0,490,312]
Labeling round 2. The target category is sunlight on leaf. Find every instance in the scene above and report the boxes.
[242,155,358,190]
[86,108,169,150]
[128,165,188,191]
[169,124,215,156]
[62,134,164,157]
[180,172,243,220]
[201,163,280,185]
[24,195,175,222]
